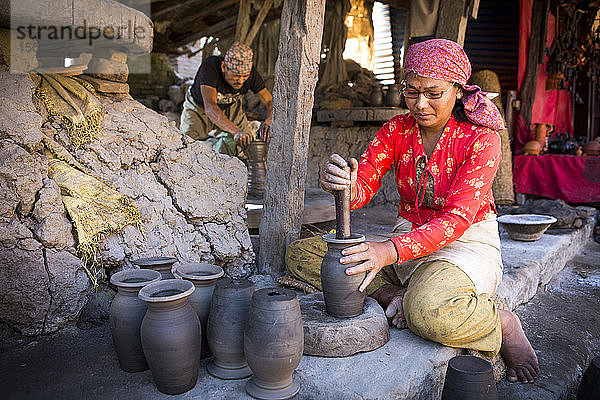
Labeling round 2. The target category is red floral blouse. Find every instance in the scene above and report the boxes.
[351,113,501,264]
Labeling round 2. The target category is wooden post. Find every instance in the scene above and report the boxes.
[435,0,469,46]
[258,0,326,275]
[235,0,251,42]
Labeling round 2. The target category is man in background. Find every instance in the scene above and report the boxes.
[180,41,272,156]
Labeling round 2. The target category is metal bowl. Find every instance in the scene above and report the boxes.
[497,214,557,241]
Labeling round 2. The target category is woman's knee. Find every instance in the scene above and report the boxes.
[403,288,474,343]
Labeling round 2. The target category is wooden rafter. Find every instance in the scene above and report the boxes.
[235,0,251,41]
[174,15,237,47]
[243,0,273,45]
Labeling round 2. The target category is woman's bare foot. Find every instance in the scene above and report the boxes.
[369,284,408,329]
[499,310,539,383]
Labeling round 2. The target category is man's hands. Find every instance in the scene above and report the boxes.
[320,153,358,196]
[340,240,398,292]
[259,121,271,141]
[234,131,251,147]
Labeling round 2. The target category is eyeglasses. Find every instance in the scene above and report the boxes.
[400,82,455,100]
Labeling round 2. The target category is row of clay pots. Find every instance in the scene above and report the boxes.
[370,84,403,107]
[110,261,304,398]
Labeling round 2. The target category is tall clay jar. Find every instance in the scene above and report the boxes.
[370,85,384,106]
[110,269,161,372]
[173,262,224,359]
[247,140,268,198]
[385,84,402,106]
[321,232,367,318]
[138,279,201,395]
[132,256,178,280]
[207,278,254,379]
[245,288,304,400]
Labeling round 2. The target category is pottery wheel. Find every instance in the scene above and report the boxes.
[299,292,390,357]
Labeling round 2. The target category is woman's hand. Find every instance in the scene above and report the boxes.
[340,240,398,292]
[319,154,358,195]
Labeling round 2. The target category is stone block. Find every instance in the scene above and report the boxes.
[299,292,390,357]
[93,47,127,64]
[86,57,129,82]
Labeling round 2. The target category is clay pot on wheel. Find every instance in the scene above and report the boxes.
[132,256,178,280]
[173,262,224,359]
[245,288,304,400]
[110,269,161,372]
[207,278,254,379]
[385,84,402,106]
[321,232,367,318]
[139,279,200,395]
[247,140,268,198]
[441,355,497,400]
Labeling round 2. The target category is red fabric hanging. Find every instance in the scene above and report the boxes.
[515,0,573,154]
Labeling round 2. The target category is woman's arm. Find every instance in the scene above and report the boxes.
[350,116,401,209]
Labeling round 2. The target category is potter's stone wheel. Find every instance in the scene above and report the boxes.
[299,292,390,357]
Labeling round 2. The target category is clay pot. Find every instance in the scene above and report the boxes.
[441,355,497,400]
[583,141,600,156]
[523,140,542,156]
[173,262,224,359]
[320,232,366,318]
[245,288,303,400]
[385,84,402,107]
[109,269,161,372]
[206,278,254,379]
[247,140,268,198]
[533,123,551,150]
[132,256,178,280]
[578,356,600,400]
[139,279,200,395]
[370,85,384,106]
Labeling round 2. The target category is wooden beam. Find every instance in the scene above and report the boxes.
[235,0,251,41]
[170,0,239,29]
[435,0,469,46]
[173,15,237,47]
[258,0,327,275]
[243,0,273,45]
[153,0,204,19]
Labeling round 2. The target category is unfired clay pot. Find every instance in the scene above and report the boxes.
[206,278,254,379]
[132,256,178,280]
[247,140,268,198]
[110,269,161,372]
[385,84,402,106]
[370,85,384,106]
[139,279,200,395]
[173,262,224,359]
[245,288,304,400]
[441,355,497,400]
[321,232,367,318]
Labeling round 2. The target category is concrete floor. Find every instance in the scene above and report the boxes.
[0,205,598,399]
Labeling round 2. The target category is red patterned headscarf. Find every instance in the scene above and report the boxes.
[224,42,253,75]
[403,39,505,132]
